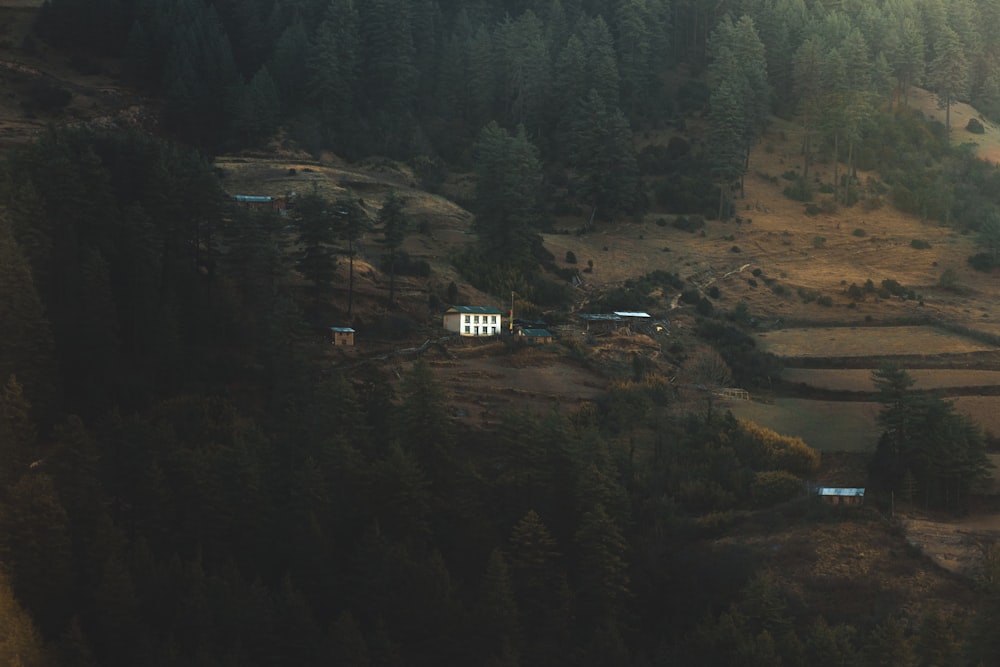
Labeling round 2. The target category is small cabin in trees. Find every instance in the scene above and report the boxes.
[329,327,355,347]
[817,487,865,506]
[443,306,503,337]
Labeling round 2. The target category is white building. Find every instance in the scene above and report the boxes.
[443,306,503,337]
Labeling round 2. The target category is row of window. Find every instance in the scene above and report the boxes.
[465,326,498,335]
[464,314,498,324]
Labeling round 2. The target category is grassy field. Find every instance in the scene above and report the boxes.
[755,326,996,358]
[782,368,1000,391]
[724,398,881,452]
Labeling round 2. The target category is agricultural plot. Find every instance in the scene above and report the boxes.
[782,368,1000,392]
[724,398,881,452]
[756,326,996,358]
[951,396,1000,436]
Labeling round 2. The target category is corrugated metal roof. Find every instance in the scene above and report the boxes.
[235,195,273,202]
[614,311,652,318]
[817,487,865,496]
[578,313,623,321]
[329,327,355,333]
[521,328,554,337]
[448,305,503,315]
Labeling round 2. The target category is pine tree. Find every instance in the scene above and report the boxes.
[574,504,630,630]
[0,473,74,635]
[0,375,38,490]
[928,26,969,138]
[377,192,409,307]
[507,510,573,667]
[863,617,916,667]
[474,549,521,663]
[333,195,370,319]
[234,66,281,147]
[268,19,310,113]
[563,90,640,222]
[472,122,543,263]
[495,11,552,131]
[328,611,371,666]
[0,217,56,417]
[293,190,338,306]
[0,567,48,667]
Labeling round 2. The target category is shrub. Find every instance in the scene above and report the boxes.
[672,215,705,233]
[737,419,821,475]
[22,79,72,112]
[967,117,986,134]
[939,268,960,290]
[804,203,820,216]
[708,285,721,299]
[680,288,701,305]
[565,250,577,264]
[816,295,833,307]
[910,239,931,249]
[752,471,804,507]
[847,283,865,300]
[655,217,668,227]
[813,236,826,248]
[852,228,867,237]
[783,177,813,202]
[752,268,762,277]
[968,253,995,272]
[797,287,818,303]
[730,245,741,253]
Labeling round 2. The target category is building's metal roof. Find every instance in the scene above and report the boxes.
[329,327,355,333]
[817,487,865,497]
[447,306,503,315]
[234,195,273,203]
[578,313,624,321]
[521,328,554,337]
[614,311,652,318]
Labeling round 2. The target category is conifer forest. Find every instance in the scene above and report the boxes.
[5,0,1000,665]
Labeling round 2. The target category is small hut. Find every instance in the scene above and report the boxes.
[330,327,355,347]
[817,487,865,506]
[519,328,555,344]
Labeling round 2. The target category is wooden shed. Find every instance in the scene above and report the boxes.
[817,487,865,506]
[519,328,555,344]
[330,327,355,347]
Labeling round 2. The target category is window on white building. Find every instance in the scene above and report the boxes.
[464,325,470,333]
[465,315,470,323]
[474,315,480,323]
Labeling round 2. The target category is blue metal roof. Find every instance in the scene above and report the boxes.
[448,305,503,315]
[817,487,865,497]
[235,195,273,202]
[329,327,355,333]
[614,311,652,318]
[521,328,554,337]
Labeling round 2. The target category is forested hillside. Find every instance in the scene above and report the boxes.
[4,0,1000,665]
